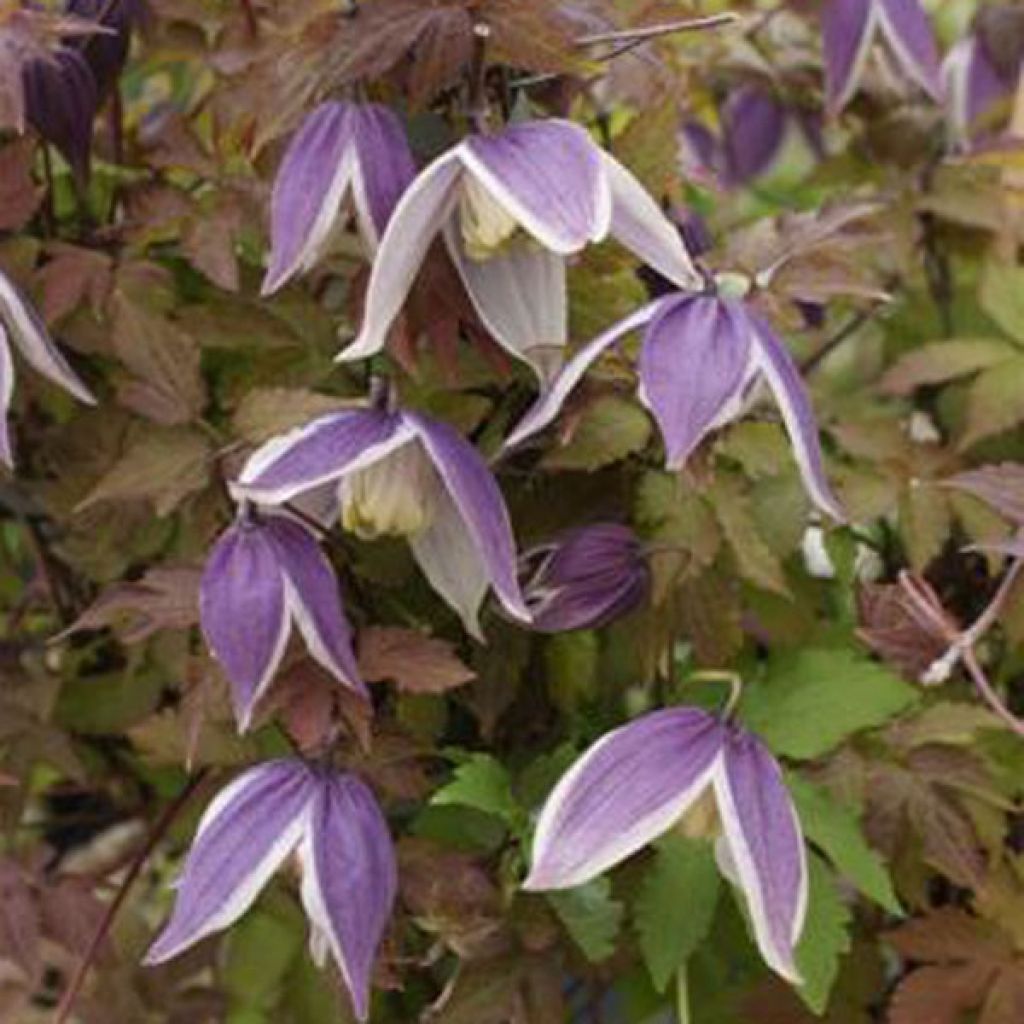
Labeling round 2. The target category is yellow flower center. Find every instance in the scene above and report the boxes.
[458,175,528,261]
[338,444,434,540]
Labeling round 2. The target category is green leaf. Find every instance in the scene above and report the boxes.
[795,853,853,1014]
[960,355,1024,449]
[432,754,519,826]
[548,877,625,963]
[979,260,1024,345]
[739,647,919,759]
[788,774,900,912]
[543,395,651,471]
[634,836,721,992]
[224,895,302,1011]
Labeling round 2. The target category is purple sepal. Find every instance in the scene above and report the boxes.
[721,86,788,186]
[521,523,650,633]
[65,0,143,100]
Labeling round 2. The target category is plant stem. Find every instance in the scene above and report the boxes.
[575,13,740,47]
[801,306,879,375]
[467,23,492,133]
[53,769,211,1024]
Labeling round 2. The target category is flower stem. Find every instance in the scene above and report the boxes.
[467,23,492,133]
[575,13,740,47]
[688,670,744,720]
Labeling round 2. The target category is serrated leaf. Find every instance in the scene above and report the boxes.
[795,853,853,1014]
[634,836,720,992]
[432,754,519,827]
[359,627,475,695]
[543,395,651,471]
[787,775,900,912]
[548,877,624,963]
[740,647,920,759]
[961,356,1024,449]
[881,338,1014,394]
[898,483,952,571]
[979,261,1024,345]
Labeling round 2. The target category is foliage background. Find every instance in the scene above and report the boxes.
[1,0,1024,1021]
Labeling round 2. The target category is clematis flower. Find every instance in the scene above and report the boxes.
[520,522,650,633]
[66,0,144,100]
[145,759,396,1023]
[336,118,701,380]
[524,707,808,983]
[0,271,95,467]
[232,405,531,639]
[503,291,844,521]
[200,509,365,731]
[822,0,943,113]
[262,101,417,295]
[944,31,1018,150]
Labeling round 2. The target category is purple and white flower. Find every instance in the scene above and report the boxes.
[0,271,95,467]
[145,759,396,1023]
[944,31,1019,150]
[822,0,944,113]
[232,405,531,639]
[262,101,417,295]
[520,522,650,633]
[504,291,844,521]
[524,707,808,984]
[336,118,701,380]
[200,510,365,731]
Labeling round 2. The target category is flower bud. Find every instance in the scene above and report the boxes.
[521,523,650,633]
[338,444,434,540]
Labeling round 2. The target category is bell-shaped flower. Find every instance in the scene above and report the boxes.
[262,101,417,295]
[0,271,95,466]
[524,707,808,984]
[336,118,701,380]
[822,0,943,113]
[145,759,396,1023]
[200,510,365,731]
[504,291,844,522]
[520,523,650,633]
[944,31,1018,150]
[65,0,143,101]
[232,406,531,639]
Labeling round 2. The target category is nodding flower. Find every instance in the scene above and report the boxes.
[336,118,702,381]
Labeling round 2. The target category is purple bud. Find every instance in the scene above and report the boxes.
[65,0,144,100]
[721,86,788,186]
[520,523,650,633]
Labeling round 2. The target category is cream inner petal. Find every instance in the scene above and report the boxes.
[457,175,532,261]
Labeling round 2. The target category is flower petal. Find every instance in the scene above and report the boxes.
[712,730,808,984]
[338,153,463,362]
[721,87,788,186]
[877,0,944,102]
[409,478,491,640]
[350,103,417,248]
[262,102,358,295]
[749,313,846,521]
[602,152,701,290]
[822,0,876,112]
[0,272,95,405]
[299,774,397,1022]
[0,328,15,468]
[524,708,725,890]
[444,221,567,381]
[235,409,413,506]
[460,120,611,253]
[406,413,531,625]
[200,521,291,731]
[145,760,314,964]
[266,516,366,698]
[637,296,753,469]
[503,299,665,451]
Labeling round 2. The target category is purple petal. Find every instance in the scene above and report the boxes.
[460,119,611,253]
[200,520,290,730]
[878,0,944,102]
[67,0,141,100]
[264,515,366,698]
[299,774,397,1022]
[338,153,463,362]
[945,37,1014,147]
[0,329,14,468]
[524,708,725,890]
[602,152,701,290]
[822,0,875,111]
[713,730,808,983]
[262,103,358,295]
[503,299,666,451]
[0,271,95,404]
[722,87,787,186]
[235,409,413,505]
[405,413,531,625]
[444,223,567,381]
[749,311,846,521]
[145,760,315,963]
[350,103,417,246]
[638,296,753,470]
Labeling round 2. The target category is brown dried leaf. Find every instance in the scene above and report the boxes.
[887,908,1012,964]
[182,193,245,292]
[856,581,951,682]
[0,139,40,231]
[38,877,107,960]
[57,566,201,644]
[359,626,476,695]
[0,859,40,985]
[982,967,1024,1024]
[888,964,994,1024]
[36,244,112,326]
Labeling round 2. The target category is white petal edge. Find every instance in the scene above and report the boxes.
[283,575,362,694]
